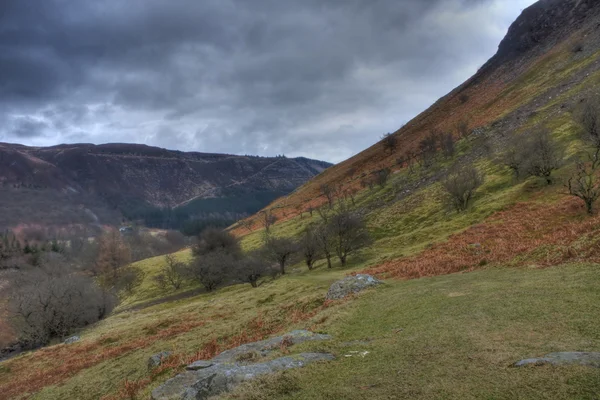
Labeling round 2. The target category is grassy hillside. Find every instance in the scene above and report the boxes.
[3,1,600,399]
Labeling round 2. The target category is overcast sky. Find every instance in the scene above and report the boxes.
[1,0,536,163]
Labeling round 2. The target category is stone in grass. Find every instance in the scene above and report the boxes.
[148,351,173,370]
[152,353,334,400]
[326,274,383,300]
[63,336,80,345]
[513,352,600,368]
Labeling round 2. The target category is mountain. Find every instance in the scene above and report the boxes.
[0,142,331,232]
[232,0,600,234]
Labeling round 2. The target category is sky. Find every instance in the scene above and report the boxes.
[0,0,537,163]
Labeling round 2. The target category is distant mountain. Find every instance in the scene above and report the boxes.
[0,142,331,233]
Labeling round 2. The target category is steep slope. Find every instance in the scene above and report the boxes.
[231,0,600,235]
[0,143,331,231]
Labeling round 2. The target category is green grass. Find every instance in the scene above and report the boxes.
[223,263,600,400]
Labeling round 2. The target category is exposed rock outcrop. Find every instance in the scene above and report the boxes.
[148,351,173,370]
[152,330,333,400]
[326,274,383,300]
[513,352,600,368]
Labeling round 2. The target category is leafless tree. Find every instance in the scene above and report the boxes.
[418,130,439,167]
[238,219,254,233]
[566,155,600,215]
[235,253,270,288]
[300,227,320,270]
[95,230,131,287]
[456,119,470,138]
[376,168,391,187]
[259,210,278,234]
[117,265,144,295]
[314,223,334,269]
[262,237,298,275]
[193,228,240,257]
[440,133,455,158]
[187,250,233,292]
[381,132,398,154]
[6,263,116,346]
[525,127,562,184]
[320,184,338,209]
[154,254,186,291]
[441,165,484,212]
[327,205,372,266]
[576,96,600,149]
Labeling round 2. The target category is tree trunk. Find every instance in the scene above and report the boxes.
[250,280,258,288]
[326,255,332,269]
[340,255,347,266]
[279,261,286,275]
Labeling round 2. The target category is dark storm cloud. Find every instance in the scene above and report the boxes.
[0,0,535,162]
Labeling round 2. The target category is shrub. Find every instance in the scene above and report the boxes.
[154,254,186,291]
[441,165,484,212]
[440,133,455,159]
[193,228,240,257]
[418,130,439,167]
[576,95,600,149]
[375,168,391,187]
[236,253,270,288]
[380,132,398,154]
[187,250,234,292]
[6,263,116,346]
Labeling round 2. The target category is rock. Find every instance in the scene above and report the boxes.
[152,330,333,399]
[513,352,600,368]
[63,336,80,344]
[186,360,214,371]
[326,274,383,300]
[152,353,334,400]
[211,329,331,364]
[148,351,173,370]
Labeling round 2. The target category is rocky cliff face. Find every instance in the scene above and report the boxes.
[0,142,331,230]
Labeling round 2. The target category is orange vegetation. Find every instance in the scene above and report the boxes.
[363,197,600,280]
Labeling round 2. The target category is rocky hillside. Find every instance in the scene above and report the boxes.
[0,142,331,231]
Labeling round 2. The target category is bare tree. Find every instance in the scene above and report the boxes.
[117,266,144,295]
[154,254,186,291]
[259,210,278,234]
[235,253,270,288]
[566,156,600,215]
[327,205,372,266]
[381,132,398,154]
[314,223,334,269]
[576,96,600,149]
[6,263,116,346]
[96,230,131,287]
[502,127,562,184]
[375,168,391,187]
[262,237,298,275]
[456,119,470,138]
[440,133,455,159]
[526,127,562,184]
[320,184,338,209]
[441,165,484,212]
[187,250,233,292]
[418,130,439,167]
[238,219,254,233]
[300,228,320,270]
[193,228,240,257]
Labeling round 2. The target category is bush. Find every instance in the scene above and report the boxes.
[576,96,600,149]
[375,169,391,187]
[441,165,484,212]
[380,133,398,154]
[187,250,234,292]
[154,254,186,291]
[503,127,561,184]
[193,228,240,257]
[6,263,116,346]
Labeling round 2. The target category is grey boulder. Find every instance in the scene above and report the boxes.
[152,353,334,400]
[63,336,80,344]
[513,352,600,367]
[152,330,333,400]
[326,274,383,300]
[148,351,173,370]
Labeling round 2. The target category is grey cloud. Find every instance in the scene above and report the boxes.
[0,0,536,161]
